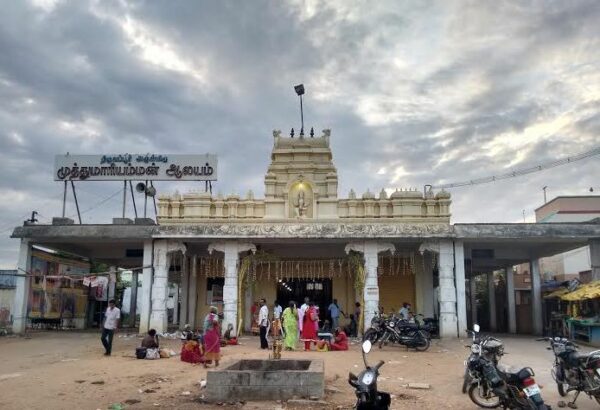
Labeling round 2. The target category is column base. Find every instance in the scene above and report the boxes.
[149,311,168,334]
[439,313,458,338]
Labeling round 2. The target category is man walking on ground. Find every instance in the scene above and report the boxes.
[101,299,120,356]
[258,298,269,349]
[328,298,341,330]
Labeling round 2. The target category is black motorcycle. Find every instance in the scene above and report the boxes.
[538,336,600,407]
[464,325,551,409]
[378,315,430,351]
[348,340,391,410]
[363,312,387,344]
[462,324,505,394]
[414,314,439,339]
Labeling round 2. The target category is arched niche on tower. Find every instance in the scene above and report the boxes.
[287,179,315,218]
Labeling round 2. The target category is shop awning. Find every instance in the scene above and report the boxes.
[561,281,600,301]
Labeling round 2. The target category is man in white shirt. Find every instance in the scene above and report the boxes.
[101,299,120,356]
[258,298,269,349]
[273,300,282,320]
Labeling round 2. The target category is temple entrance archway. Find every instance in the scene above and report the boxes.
[276,279,332,325]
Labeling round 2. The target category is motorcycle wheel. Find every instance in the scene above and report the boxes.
[557,381,568,397]
[462,368,471,394]
[413,332,430,352]
[467,383,501,408]
[555,366,568,397]
[363,328,379,344]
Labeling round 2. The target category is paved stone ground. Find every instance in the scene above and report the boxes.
[0,331,598,409]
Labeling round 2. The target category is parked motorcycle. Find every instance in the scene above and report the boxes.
[364,312,387,344]
[464,325,550,409]
[538,336,600,407]
[365,314,430,351]
[414,314,439,339]
[462,324,505,394]
[348,339,391,410]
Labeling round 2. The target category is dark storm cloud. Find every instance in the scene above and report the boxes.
[0,0,598,266]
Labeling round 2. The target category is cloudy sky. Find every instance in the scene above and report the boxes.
[0,0,599,267]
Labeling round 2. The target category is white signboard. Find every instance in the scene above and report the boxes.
[54,154,217,181]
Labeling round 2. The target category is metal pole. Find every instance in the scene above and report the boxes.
[144,180,148,218]
[62,180,67,217]
[543,186,547,203]
[151,181,158,218]
[70,181,82,224]
[122,180,127,218]
[129,181,138,218]
[300,94,304,134]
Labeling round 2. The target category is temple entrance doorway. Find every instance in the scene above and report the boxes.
[276,279,332,325]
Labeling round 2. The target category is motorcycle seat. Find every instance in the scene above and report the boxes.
[496,364,534,383]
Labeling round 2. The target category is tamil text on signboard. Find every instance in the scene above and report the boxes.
[54,154,218,181]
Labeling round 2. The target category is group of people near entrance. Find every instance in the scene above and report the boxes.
[138,306,224,367]
[257,297,350,352]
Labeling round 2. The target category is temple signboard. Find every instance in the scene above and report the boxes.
[54,154,218,181]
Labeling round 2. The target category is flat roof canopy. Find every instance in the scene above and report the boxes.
[11,221,600,272]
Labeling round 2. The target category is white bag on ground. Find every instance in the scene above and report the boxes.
[146,348,160,360]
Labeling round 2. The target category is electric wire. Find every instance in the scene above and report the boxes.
[431,145,600,190]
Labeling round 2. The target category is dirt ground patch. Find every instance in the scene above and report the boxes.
[0,331,597,409]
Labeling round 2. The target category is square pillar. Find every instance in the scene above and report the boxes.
[470,274,478,327]
[108,266,116,300]
[12,239,31,334]
[172,284,179,325]
[590,239,600,281]
[416,252,434,318]
[188,255,198,328]
[129,271,139,327]
[345,241,396,334]
[505,266,516,334]
[438,240,458,338]
[139,240,153,334]
[208,242,256,337]
[149,240,186,334]
[454,241,467,336]
[530,259,543,335]
[488,272,497,332]
[179,255,189,328]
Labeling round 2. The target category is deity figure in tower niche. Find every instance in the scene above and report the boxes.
[294,190,308,218]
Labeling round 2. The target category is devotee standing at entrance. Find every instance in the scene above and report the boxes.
[328,299,341,330]
[203,306,221,367]
[301,301,318,351]
[282,301,298,350]
[298,296,310,335]
[100,299,120,356]
[273,300,282,321]
[258,298,269,349]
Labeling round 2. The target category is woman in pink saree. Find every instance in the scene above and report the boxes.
[203,306,221,368]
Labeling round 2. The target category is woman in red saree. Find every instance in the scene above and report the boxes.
[203,306,221,367]
[180,333,205,364]
[301,301,318,351]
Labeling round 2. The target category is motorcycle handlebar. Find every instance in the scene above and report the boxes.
[375,360,385,370]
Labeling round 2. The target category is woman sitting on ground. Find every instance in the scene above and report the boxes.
[180,333,205,364]
[329,327,349,351]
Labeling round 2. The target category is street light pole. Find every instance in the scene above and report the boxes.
[542,186,547,203]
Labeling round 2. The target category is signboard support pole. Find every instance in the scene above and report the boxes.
[129,181,138,218]
[61,181,67,217]
[151,181,158,218]
[122,180,127,218]
[144,179,148,218]
[70,181,82,224]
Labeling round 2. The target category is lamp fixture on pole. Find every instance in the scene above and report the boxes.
[294,84,305,137]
